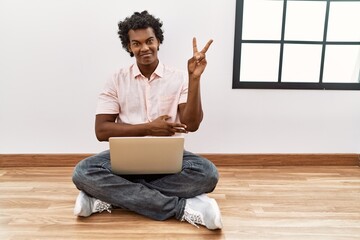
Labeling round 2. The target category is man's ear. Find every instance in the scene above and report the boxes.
[128,44,132,53]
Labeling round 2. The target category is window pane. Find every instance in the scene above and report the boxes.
[327,1,360,41]
[242,0,283,40]
[323,45,360,83]
[282,44,322,83]
[240,43,280,82]
[285,1,326,41]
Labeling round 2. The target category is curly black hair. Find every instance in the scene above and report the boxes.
[118,11,164,57]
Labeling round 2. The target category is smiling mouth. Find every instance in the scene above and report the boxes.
[140,53,152,57]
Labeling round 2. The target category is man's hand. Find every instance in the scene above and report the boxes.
[148,115,188,136]
[187,37,213,79]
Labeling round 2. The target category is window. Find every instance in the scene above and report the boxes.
[232,0,360,90]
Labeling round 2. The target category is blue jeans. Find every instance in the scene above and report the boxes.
[72,150,219,221]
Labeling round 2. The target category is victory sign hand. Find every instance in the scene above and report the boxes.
[188,37,213,79]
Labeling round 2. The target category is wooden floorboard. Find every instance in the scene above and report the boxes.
[1,166,359,240]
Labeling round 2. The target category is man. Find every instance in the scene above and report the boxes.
[72,10,222,230]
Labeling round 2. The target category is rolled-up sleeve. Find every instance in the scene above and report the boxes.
[96,75,120,115]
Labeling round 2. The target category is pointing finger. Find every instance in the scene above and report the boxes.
[200,39,213,53]
[192,37,198,55]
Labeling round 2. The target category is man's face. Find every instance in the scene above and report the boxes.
[128,27,160,67]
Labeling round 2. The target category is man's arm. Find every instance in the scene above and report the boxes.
[95,114,187,141]
[179,37,213,132]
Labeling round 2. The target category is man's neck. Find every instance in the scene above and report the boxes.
[137,60,159,79]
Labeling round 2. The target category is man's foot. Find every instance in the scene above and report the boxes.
[181,194,223,230]
[74,191,112,217]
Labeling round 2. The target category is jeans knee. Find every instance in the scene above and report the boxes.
[198,159,219,193]
[72,166,80,188]
[207,161,219,190]
[72,160,86,188]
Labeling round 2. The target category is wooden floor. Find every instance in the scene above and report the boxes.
[1,166,359,240]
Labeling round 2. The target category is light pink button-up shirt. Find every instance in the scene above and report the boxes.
[96,62,188,125]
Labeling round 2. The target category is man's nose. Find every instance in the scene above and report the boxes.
[140,43,149,51]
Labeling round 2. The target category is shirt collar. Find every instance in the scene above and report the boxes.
[133,61,164,79]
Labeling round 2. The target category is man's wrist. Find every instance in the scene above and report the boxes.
[189,75,201,82]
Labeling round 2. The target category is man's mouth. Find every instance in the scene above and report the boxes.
[140,53,152,57]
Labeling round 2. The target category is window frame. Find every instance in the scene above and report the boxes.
[232,0,360,90]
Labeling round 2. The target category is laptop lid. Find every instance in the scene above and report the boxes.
[109,136,184,175]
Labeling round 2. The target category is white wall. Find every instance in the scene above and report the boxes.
[1,0,359,154]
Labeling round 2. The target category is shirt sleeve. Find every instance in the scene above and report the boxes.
[178,73,188,104]
[96,74,120,115]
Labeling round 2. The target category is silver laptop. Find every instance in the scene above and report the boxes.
[109,136,184,175]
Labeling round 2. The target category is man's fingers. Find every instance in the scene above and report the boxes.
[194,52,207,62]
[173,126,188,133]
[194,53,203,61]
[192,38,213,61]
[192,37,198,55]
[158,115,171,121]
[170,122,187,128]
[168,123,187,132]
[201,39,213,53]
